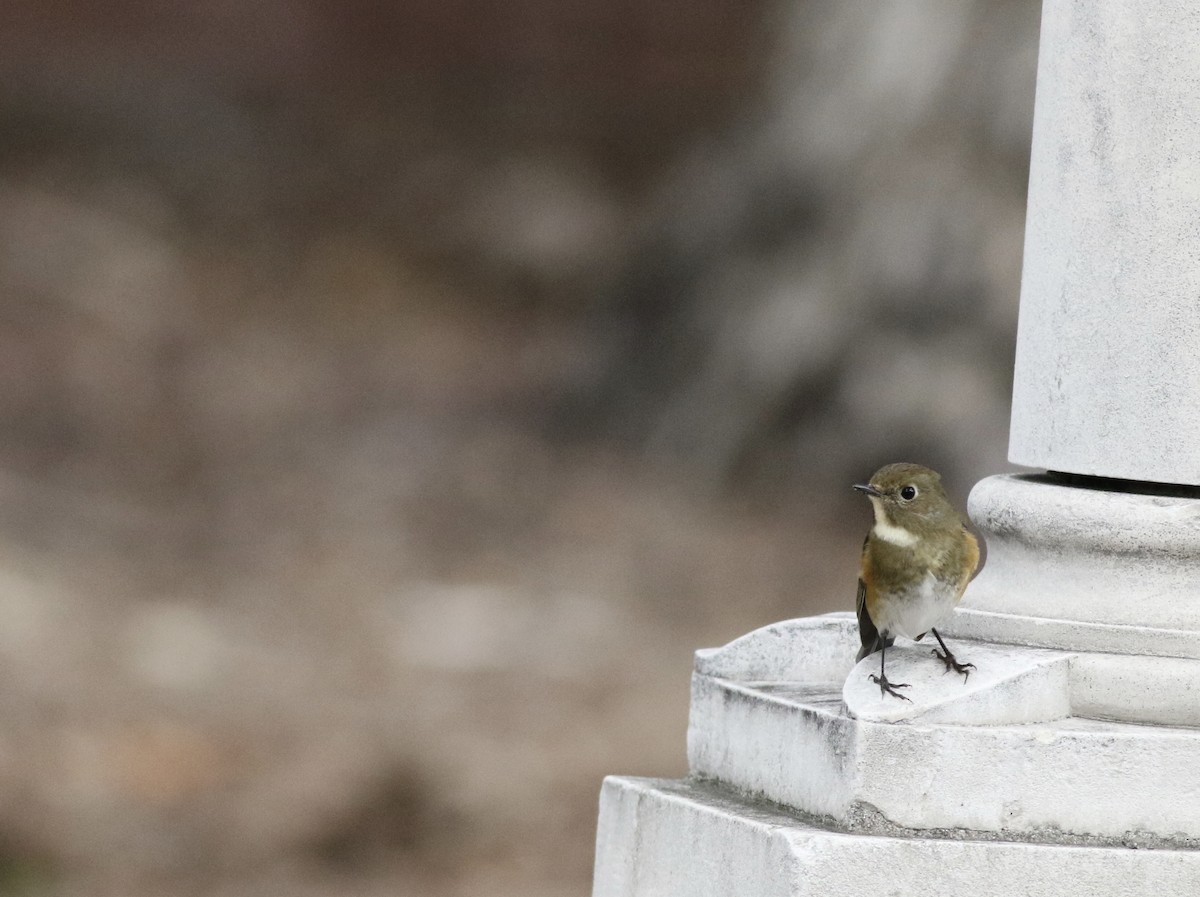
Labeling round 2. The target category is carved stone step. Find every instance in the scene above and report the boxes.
[594,776,1200,897]
[689,614,1200,844]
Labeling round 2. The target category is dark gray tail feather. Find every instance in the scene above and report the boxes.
[856,631,894,663]
[855,579,894,662]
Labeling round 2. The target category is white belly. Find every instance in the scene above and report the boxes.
[872,572,961,641]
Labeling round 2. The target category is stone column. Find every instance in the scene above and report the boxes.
[958,0,1200,658]
[592,4,1200,895]
[1009,0,1200,486]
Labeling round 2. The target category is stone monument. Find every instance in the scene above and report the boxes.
[592,2,1200,893]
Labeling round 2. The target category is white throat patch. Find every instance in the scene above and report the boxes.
[870,500,919,547]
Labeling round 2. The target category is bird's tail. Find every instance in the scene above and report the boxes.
[855,633,893,663]
[855,576,894,662]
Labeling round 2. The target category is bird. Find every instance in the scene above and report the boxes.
[852,462,980,701]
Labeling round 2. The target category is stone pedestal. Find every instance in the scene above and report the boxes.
[593,476,1200,895]
[595,609,1200,896]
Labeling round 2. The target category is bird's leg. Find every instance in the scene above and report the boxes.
[868,643,911,701]
[930,628,975,682]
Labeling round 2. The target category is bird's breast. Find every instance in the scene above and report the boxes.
[867,571,962,641]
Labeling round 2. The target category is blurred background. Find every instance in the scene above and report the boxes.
[0,1,1038,895]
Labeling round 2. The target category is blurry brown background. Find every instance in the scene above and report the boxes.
[0,2,1037,895]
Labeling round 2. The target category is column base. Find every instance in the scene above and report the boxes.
[964,474,1200,645]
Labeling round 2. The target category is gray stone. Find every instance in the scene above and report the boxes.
[842,641,1069,725]
[687,614,1200,846]
[593,777,1200,897]
[1009,0,1200,484]
[964,474,1200,639]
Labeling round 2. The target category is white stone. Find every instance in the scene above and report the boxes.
[593,777,1200,897]
[1067,651,1200,728]
[1009,0,1200,484]
[693,613,858,682]
[687,613,1200,844]
[943,607,1200,660]
[843,642,1070,725]
[961,473,1200,648]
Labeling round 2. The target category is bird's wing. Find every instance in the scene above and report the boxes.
[855,578,884,662]
[855,536,891,661]
[960,529,982,593]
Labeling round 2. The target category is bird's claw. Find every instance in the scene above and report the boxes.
[869,673,912,702]
[932,649,976,682]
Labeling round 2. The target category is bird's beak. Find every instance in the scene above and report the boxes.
[852,483,882,497]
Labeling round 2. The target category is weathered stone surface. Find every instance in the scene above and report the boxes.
[687,613,1200,844]
[1009,0,1200,484]
[843,641,1069,725]
[963,473,1200,644]
[943,608,1200,660]
[594,777,1200,897]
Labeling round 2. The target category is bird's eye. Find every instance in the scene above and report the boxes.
[899,485,917,501]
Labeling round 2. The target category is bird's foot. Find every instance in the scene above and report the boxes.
[932,649,976,682]
[868,673,912,702]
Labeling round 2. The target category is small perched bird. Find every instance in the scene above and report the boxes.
[853,462,980,701]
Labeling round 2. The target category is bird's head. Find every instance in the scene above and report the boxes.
[853,462,959,532]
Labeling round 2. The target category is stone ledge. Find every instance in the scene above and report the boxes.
[943,607,1200,660]
[843,641,1069,724]
[594,776,1200,897]
[688,614,1200,843]
[707,612,1200,726]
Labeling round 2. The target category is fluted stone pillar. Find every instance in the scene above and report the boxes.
[592,4,1200,894]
